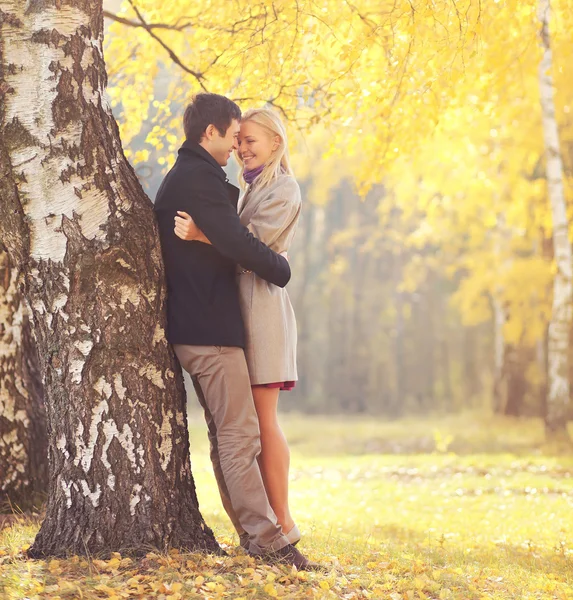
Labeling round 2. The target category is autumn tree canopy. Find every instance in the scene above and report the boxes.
[103,0,573,438]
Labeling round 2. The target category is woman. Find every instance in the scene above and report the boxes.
[175,108,302,545]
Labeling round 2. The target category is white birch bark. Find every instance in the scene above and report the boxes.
[538,0,572,441]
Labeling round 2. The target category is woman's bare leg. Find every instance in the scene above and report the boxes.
[251,385,295,534]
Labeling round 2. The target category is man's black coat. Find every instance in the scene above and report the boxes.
[154,141,291,348]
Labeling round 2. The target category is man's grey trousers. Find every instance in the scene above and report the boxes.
[174,344,289,553]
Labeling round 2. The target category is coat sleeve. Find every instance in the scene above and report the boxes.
[247,179,302,251]
[183,167,291,288]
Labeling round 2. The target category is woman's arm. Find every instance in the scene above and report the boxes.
[174,211,212,245]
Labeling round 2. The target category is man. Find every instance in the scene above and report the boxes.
[154,93,313,569]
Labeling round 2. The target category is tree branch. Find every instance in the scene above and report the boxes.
[103,10,193,31]
[125,1,208,90]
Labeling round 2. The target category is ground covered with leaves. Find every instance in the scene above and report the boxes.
[1,412,572,599]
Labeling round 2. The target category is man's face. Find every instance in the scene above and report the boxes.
[210,119,240,166]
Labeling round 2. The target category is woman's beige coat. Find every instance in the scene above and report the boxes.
[237,173,302,385]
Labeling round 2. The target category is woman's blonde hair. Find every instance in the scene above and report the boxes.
[236,107,293,190]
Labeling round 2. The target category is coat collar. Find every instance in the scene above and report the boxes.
[179,140,240,208]
[179,140,226,181]
[239,174,289,219]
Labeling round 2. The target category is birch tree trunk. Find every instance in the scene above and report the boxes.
[0,247,48,511]
[0,1,219,556]
[538,0,572,443]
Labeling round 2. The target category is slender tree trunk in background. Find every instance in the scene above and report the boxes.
[440,336,453,411]
[392,288,405,417]
[350,238,368,413]
[424,277,436,410]
[0,1,218,556]
[411,293,430,412]
[504,345,527,417]
[291,204,312,403]
[492,296,507,414]
[0,248,47,511]
[305,205,328,412]
[437,290,453,412]
[462,326,480,409]
[537,335,548,417]
[413,269,440,412]
[538,0,572,443]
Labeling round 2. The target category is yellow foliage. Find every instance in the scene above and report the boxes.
[104,0,573,371]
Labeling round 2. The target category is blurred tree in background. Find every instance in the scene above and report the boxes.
[101,0,573,440]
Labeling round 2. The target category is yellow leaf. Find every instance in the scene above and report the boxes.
[320,580,330,590]
[48,559,61,573]
[264,582,278,597]
[194,575,205,587]
[94,584,118,598]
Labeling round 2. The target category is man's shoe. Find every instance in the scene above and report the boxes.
[264,543,321,571]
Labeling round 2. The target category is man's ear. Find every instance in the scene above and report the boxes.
[204,124,216,140]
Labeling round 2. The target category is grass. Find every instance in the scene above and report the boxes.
[1,411,572,599]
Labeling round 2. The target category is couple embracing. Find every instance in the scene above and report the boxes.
[154,93,316,569]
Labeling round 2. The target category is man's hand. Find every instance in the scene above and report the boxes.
[174,211,212,244]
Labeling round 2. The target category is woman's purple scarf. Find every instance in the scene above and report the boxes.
[243,164,265,185]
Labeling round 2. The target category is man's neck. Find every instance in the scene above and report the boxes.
[198,140,215,161]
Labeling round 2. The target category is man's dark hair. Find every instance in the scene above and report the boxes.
[183,93,241,143]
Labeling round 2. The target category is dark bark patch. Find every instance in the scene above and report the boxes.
[4,117,41,153]
[85,63,101,97]
[6,63,19,76]
[52,71,82,129]
[61,138,82,162]
[0,155,29,267]
[61,32,84,60]
[0,10,23,28]
[31,29,65,48]
[87,45,107,90]
[0,81,13,97]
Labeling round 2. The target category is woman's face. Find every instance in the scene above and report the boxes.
[238,120,279,170]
